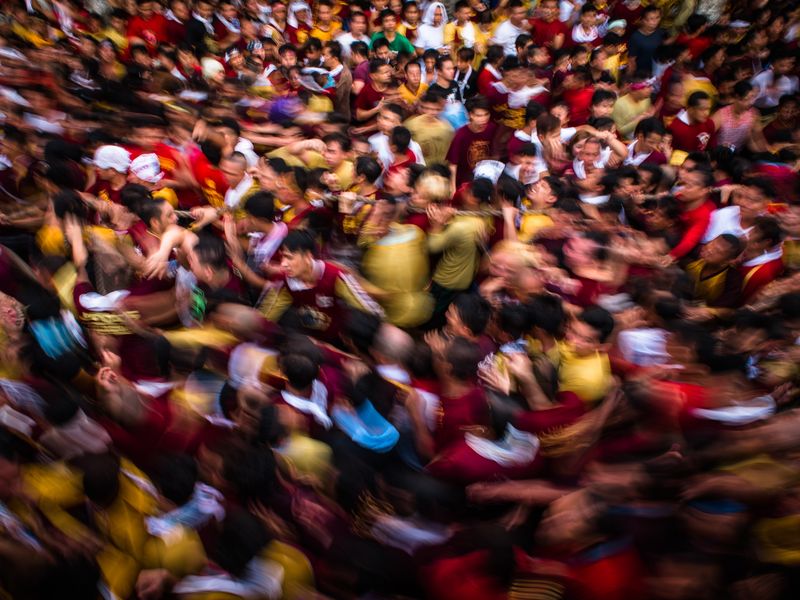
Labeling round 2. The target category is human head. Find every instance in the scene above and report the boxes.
[369,57,393,85]
[579,3,597,28]
[436,55,455,83]
[138,198,176,235]
[579,137,603,166]
[634,117,665,153]
[628,71,654,101]
[220,152,248,187]
[566,305,615,356]
[640,5,661,31]
[446,293,492,338]
[322,41,342,68]
[372,38,391,63]
[376,102,405,134]
[350,11,367,35]
[405,60,422,87]
[322,132,351,168]
[507,0,526,27]
[686,91,711,124]
[465,95,491,131]
[679,166,714,203]
[746,216,783,257]
[590,88,617,118]
[279,230,317,279]
[700,233,743,266]
[380,8,397,32]
[731,80,757,112]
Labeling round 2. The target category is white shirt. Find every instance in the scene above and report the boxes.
[702,205,748,243]
[368,132,426,172]
[752,69,800,109]
[335,31,370,60]
[490,19,525,56]
[224,172,254,208]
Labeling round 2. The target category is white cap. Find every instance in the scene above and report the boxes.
[93,145,131,173]
[130,153,164,184]
[201,57,225,80]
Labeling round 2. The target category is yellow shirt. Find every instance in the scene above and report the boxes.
[518,213,554,243]
[428,215,486,290]
[398,82,429,107]
[309,21,342,42]
[556,341,613,405]
[404,114,455,166]
[611,94,653,139]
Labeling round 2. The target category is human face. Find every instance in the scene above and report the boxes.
[280,248,313,278]
[375,44,391,62]
[220,158,245,186]
[777,100,799,123]
[322,47,337,68]
[171,0,189,20]
[272,2,287,21]
[139,0,154,18]
[153,203,177,234]
[382,14,397,32]
[323,141,346,168]
[579,141,601,166]
[528,178,555,206]
[438,59,455,82]
[773,57,796,76]
[390,0,402,14]
[679,170,709,203]
[404,4,420,24]
[468,108,491,131]
[195,0,214,20]
[455,6,470,23]
[405,63,421,87]
[733,88,757,112]
[131,126,163,151]
[509,5,526,26]
[317,3,332,24]
[700,236,735,266]
[445,304,470,337]
[433,6,444,26]
[541,0,557,21]
[280,49,297,68]
[373,63,393,84]
[419,99,442,117]
[565,318,601,357]
[735,186,768,218]
[592,99,615,118]
[220,2,237,19]
[580,10,596,28]
[551,104,569,126]
[377,108,402,134]
[638,132,662,153]
[665,82,684,107]
[351,13,367,35]
[641,10,661,31]
[688,98,711,124]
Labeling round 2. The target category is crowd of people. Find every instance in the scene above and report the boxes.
[1,0,800,598]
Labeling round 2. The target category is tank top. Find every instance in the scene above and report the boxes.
[715,105,755,150]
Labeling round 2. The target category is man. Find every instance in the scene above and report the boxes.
[751,48,799,112]
[404,90,455,166]
[669,91,716,153]
[453,47,478,103]
[558,306,615,406]
[739,216,784,304]
[685,233,744,311]
[491,0,528,57]
[309,0,341,42]
[668,166,717,262]
[371,9,416,56]
[322,40,352,117]
[627,6,667,76]
[88,145,131,204]
[185,0,218,56]
[398,61,428,108]
[350,40,372,96]
[446,95,498,188]
[369,103,425,172]
[623,117,667,166]
[354,59,392,125]
[427,55,458,104]
[335,11,370,61]
[611,73,655,139]
[214,117,259,168]
[220,152,258,210]
[128,153,179,207]
[127,0,169,52]
[259,230,384,343]
[529,0,567,50]
[702,178,772,244]
[322,132,356,191]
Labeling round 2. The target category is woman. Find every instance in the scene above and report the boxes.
[397,1,421,45]
[414,2,448,53]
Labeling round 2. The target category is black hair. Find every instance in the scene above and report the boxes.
[390,126,411,153]
[457,47,476,63]
[527,294,565,337]
[752,216,783,248]
[207,508,270,578]
[732,79,753,99]
[579,306,615,343]
[465,95,490,113]
[344,309,382,356]
[446,337,482,381]
[496,175,524,204]
[635,116,666,138]
[452,293,492,336]
[304,37,323,52]
[279,352,319,390]
[81,452,122,508]
[194,233,229,271]
[687,90,710,107]
[379,8,396,22]
[151,453,198,507]
[591,88,617,106]
[351,40,370,57]
[717,232,744,259]
[282,229,318,255]
[383,102,405,120]
[136,198,168,229]
[469,177,494,204]
[356,155,382,183]
[52,189,89,221]
[525,100,545,124]
[244,191,276,221]
[322,131,352,152]
[499,303,530,340]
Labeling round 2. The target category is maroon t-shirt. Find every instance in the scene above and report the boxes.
[353,81,385,122]
[446,122,499,187]
[668,113,716,152]
[529,18,568,48]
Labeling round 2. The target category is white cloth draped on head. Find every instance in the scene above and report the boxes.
[287,1,312,28]
[415,2,448,49]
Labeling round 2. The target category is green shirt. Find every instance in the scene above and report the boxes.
[611,93,652,139]
[370,31,416,55]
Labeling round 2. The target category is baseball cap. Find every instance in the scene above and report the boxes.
[129,153,164,184]
[93,145,131,173]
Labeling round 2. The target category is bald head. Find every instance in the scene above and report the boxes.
[373,323,414,365]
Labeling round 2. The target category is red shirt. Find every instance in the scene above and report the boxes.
[563,86,595,126]
[353,81,385,122]
[529,18,568,48]
[433,386,490,452]
[669,112,716,152]
[126,14,169,49]
[739,256,784,303]
[87,180,123,204]
[669,199,715,260]
[446,122,499,187]
[675,33,712,59]
[477,66,501,97]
